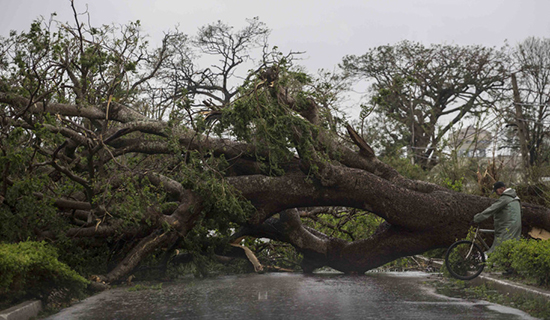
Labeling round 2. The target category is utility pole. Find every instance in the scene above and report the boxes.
[511,72,531,184]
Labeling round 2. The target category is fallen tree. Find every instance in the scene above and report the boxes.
[1,8,549,284]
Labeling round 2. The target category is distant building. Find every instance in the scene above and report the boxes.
[449,126,527,188]
[452,126,492,158]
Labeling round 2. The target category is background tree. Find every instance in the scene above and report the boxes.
[341,41,508,169]
[507,37,550,183]
[152,18,273,120]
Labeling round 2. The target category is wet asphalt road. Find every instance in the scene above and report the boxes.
[44,272,537,320]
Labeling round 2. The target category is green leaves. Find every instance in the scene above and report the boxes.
[0,241,89,305]
[489,239,550,286]
[303,209,384,242]
[0,174,61,241]
[106,176,164,228]
[206,66,320,176]
[177,151,254,233]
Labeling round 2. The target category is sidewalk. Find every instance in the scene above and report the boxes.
[0,301,42,320]
[424,256,550,301]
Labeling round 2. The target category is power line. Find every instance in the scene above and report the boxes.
[512,102,549,107]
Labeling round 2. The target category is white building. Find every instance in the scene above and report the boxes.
[451,126,492,158]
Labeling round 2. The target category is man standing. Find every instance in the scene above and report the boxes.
[473,181,522,254]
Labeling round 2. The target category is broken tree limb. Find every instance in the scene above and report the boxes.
[230,239,264,273]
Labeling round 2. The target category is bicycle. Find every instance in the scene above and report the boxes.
[444,227,494,280]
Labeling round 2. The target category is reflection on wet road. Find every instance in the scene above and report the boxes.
[45,272,537,320]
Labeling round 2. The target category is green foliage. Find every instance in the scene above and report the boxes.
[54,237,111,277]
[422,248,447,259]
[0,241,89,306]
[381,155,427,181]
[303,210,384,241]
[207,64,320,176]
[0,175,63,242]
[442,177,464,192]
[427,148,480,193]
[155,150,258,268]
[489,239,550,286]
[251,240,303,272]
[178,152,255,236]
[105,176,165,228]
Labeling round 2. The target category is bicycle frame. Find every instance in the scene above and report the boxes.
[472,227,494,252]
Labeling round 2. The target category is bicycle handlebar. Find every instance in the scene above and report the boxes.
[478,229,494,233]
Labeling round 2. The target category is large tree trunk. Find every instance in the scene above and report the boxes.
[229,148,550,273]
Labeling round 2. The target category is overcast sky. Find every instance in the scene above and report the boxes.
[1,0,549,118]
[2,0,549,72]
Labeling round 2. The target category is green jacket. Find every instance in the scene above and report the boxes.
[473,188,522,253]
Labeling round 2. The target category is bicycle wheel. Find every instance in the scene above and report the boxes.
[444,240,486,280]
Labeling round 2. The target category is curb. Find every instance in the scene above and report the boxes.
[0,300,42,320]
[420,256,550,301]
[473,273,550,300]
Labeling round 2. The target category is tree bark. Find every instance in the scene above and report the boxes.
[227,127,550,273]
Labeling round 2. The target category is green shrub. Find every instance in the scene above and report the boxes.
[489,239,550,286]
[0,241,89,306]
